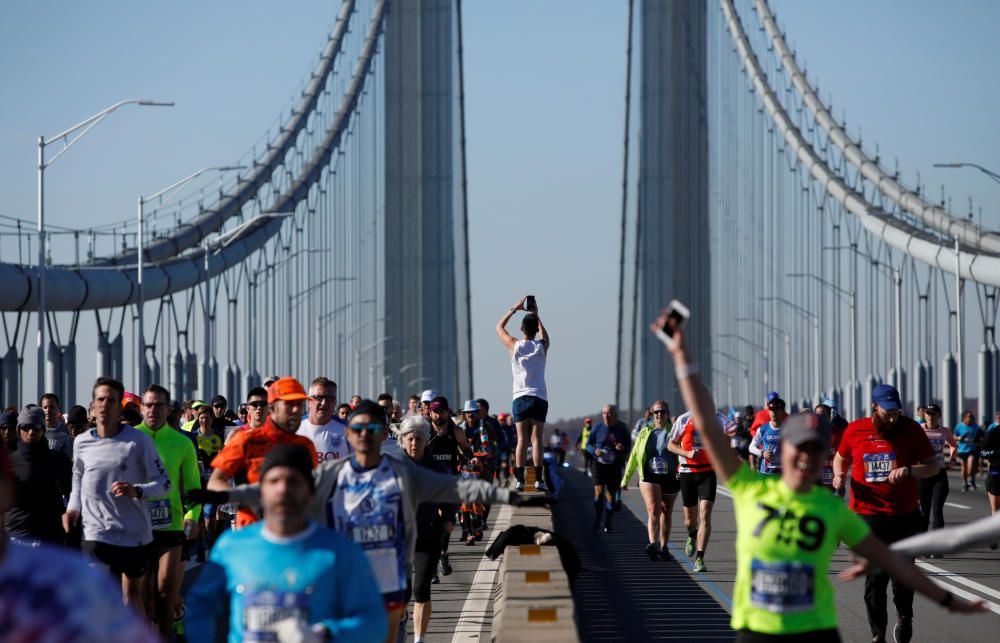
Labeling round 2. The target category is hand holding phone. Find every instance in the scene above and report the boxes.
[524,295,536,312]
[652,299,690,349]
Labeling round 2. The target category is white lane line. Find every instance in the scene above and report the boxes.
[716,486,734,499]
[945,502,972,509]
[926,576,1000,616]
[450,503,514,642]
[917,561,1000,602]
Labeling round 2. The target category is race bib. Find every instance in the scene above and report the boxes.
[750,559,815,613]
[692,431,704,449]
[649,456,668,475]
[352,523,395,545]
[148,498,172,528]
[929,438,944,455]
[243,589,309,642]
[863,452,895,483]
[821,468,834,485]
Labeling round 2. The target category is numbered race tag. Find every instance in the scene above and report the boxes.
[649,456,668,475]
[692,431,704,449]
[821,468,834,485]
[148,498,172,528]
[929,438,944,456]
[598,448,617,465]
[243,589,309,641]
[863,452,895,483]
[352,523,394,545]
[750,559,815,613]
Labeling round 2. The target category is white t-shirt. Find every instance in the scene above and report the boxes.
[298,417,351,464]
[511,339,547,401]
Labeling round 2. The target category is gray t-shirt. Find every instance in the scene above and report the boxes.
[45,424,74,459]
[67,424,170,547]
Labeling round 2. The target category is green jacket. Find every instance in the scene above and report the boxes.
[622,425,653,485]
[135,423,202,529]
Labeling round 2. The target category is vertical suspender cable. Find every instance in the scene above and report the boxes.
[615,0,635,409]
[456,0,474,400]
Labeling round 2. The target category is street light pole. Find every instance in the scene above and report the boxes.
[736,318,790,402]
[137,164,244,390]
[761,297,821,406]
[718,334,770,399]
[36,98,173,396]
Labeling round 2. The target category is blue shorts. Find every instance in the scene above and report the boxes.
[512,395,548,423]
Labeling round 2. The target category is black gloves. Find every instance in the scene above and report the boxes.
[509,492,557,508]
[186,489,230,505]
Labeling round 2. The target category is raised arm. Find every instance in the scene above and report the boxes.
[495,297,525,352]
[653,310,741,482]
[535,312,550,352]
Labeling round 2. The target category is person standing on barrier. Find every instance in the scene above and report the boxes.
[586,404,630,532]
[832,384,941,643]
[621,400,678,561]
[917,404,956,538]
[652,310,984,643]
[496,295,550,492]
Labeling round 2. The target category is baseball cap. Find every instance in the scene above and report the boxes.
[461,399,478,413]
[268,377,309,404]
[782,412,832,451]
[211,395,228,407]
[264,375,281,388]
[17,405,45,430]
[924,403,941,415]
[420,389,439,404]
[872,384,902,410]
[584,417,592,424]
[428,400,448,413]
[66,405,88,425]
[259,444,315,490]
[498,412,508,419]
[821,398,836,410]
[766,391,780,403]
[122,392,141,409]
[191,400,208,410]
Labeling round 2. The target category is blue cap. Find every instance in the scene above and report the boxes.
[766,391,780,402]
[872,384,901,410]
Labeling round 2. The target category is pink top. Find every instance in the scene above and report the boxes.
[922,425,951,467]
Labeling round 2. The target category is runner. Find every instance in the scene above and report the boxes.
[586,404,630,532]
[404,394,421,418]
[65,404,91,439]
[195,399,548,643]
[980,424,1000,548]
[426,397,469,576]
[496,295,551,492]
[814,400,848,494]
[135,384,203,637]
[63,377,171,613]
[40,392,73,458]
[653,311,984,642]
[208,377,318,528]
[0,447,160,642]
[1,410,16,452]
[832,383,941,643]
[5,405,72,546]
[749,392,781,437]
[580,417,594,477]
[748,397,787,475]
[298,377,351,464]
[669,408,729,572]
[621,400,678,561]
[186,444,387,643]
[397,415,457,643]
[916,404,957,538]
[954,410,982,491]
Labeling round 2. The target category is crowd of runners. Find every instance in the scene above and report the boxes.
[2,295,999,642]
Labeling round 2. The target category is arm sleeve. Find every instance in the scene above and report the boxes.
[135,437,170,498]
[67,443,84,513]
[890,511,1000,557]
[838,504,872,548]
[747,431,763,457]
[585,428,598,455]
[621,432,642,484]
[319,539,389,642]
[181,440,203,522]
[183,557,229,643]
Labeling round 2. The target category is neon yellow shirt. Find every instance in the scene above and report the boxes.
[136,423,202,531]
[728,463,870,635]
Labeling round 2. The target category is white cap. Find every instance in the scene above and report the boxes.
[420,389,439,403]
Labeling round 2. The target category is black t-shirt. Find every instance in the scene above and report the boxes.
[428,421,463,474]
[5,441,72,543]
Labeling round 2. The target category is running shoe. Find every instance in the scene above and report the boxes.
[432,573,440,584]
[693,557,707,572]
[514,481,525,492]
[440,554,453,576]
[892,617,912,643]
[659,546,674,562]
[534,479,548,492]
[474,530,483,542]
[971,481,978,490]
[602,525,614,534]
[685,537,695,557]
[645,543,659,561]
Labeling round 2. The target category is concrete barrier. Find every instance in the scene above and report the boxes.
[492,467,579,642]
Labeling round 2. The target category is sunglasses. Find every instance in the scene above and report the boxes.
[19,425,44,432]
[347,422,383,433]
[311,395,335,402]
[213,404,226,409]
[651,409,667,415]
[246,401,268,408]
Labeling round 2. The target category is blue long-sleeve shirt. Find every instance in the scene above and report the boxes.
[586,421,631,466]
[185,521,387,643]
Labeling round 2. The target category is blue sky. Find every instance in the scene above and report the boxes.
[1,1,997,419]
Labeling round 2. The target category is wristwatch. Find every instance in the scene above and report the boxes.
[134,485,143,499]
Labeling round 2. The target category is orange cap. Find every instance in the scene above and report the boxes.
[268,377,309,404]
[122,392,141,409]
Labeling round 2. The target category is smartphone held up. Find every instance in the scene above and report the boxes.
[524,295,536,312]
[653,299,690,349]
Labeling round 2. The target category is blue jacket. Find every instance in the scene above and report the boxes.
[586,421,631,466]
